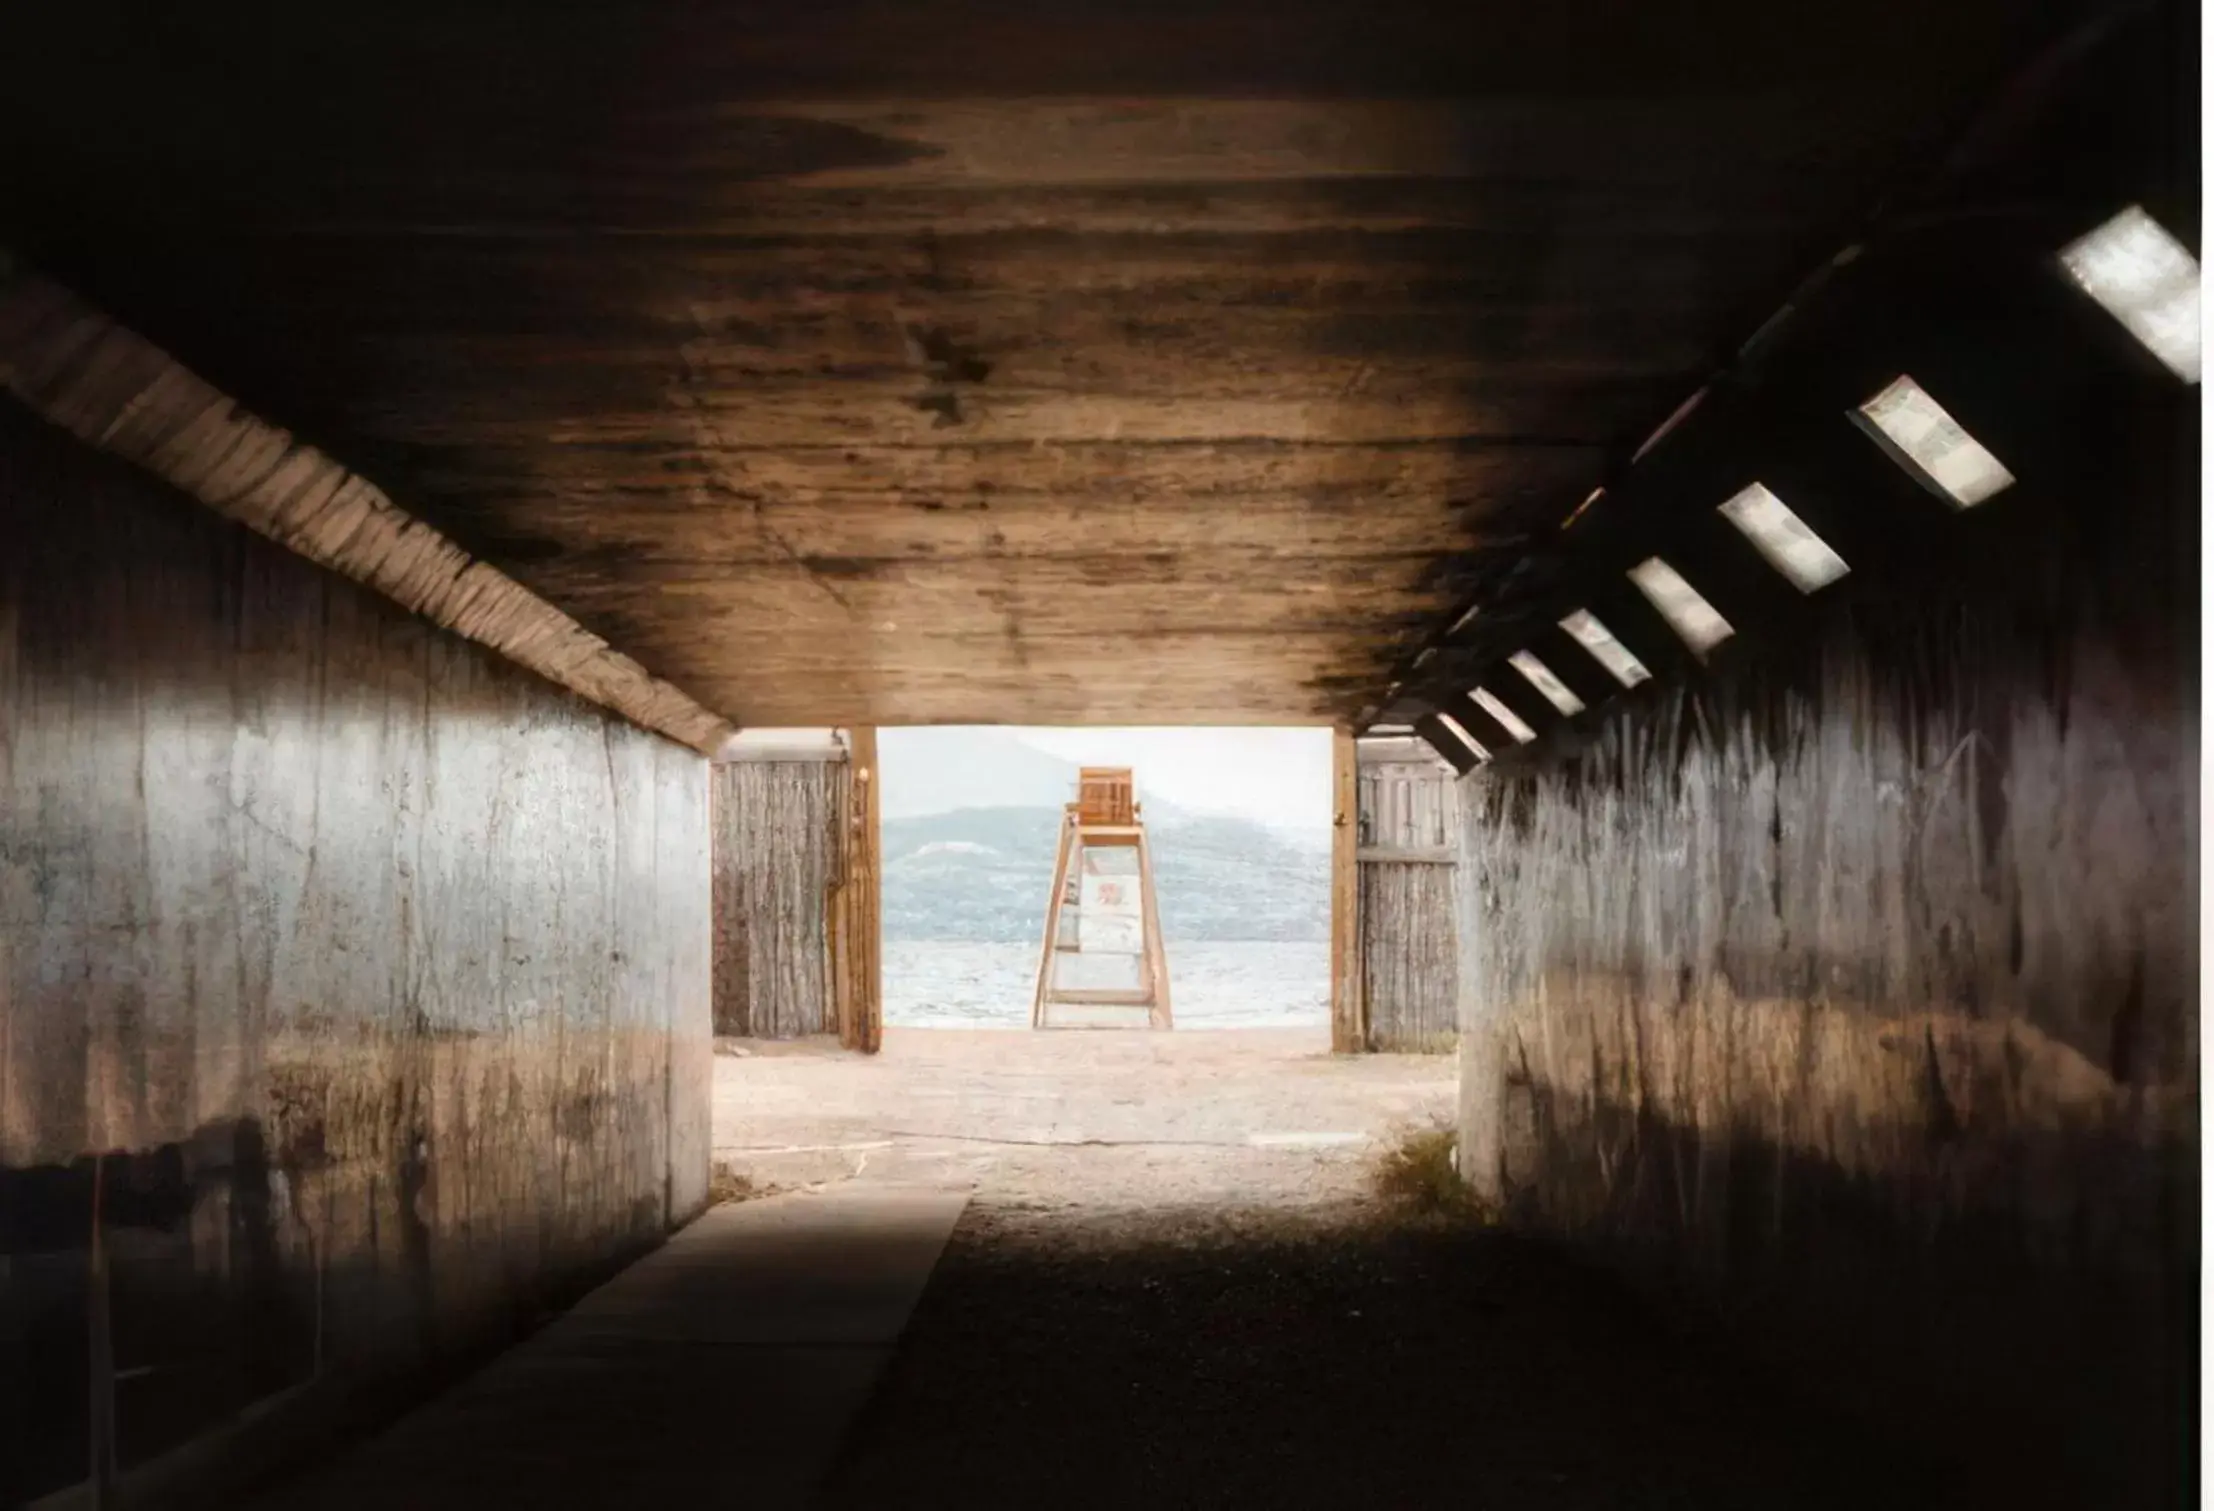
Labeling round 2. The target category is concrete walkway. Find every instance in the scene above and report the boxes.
[253,1186,967,1510]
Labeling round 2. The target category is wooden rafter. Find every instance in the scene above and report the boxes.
[0,266,736,754]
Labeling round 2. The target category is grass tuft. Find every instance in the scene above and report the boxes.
[1371,1123,1489,1220]
[708,1162,771,1206]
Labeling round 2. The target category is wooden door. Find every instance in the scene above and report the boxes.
[1355,740,1461,1052]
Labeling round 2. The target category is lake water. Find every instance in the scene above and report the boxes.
[885,939,1329,1029]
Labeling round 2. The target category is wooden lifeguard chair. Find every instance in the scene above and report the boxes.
[1031,767,1172,1029]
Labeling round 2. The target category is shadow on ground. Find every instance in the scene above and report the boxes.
[819,1201,1960,1510]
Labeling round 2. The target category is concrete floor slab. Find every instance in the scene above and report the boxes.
[562,1189,977,1346]
[250,1185,967,1510]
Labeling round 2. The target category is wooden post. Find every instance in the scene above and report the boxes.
[831,726,883,1053]
[828,751,851,1046]
[1135,823,1173,1030]
[1330,726,1365,1053]
[1030,811,1078,1029]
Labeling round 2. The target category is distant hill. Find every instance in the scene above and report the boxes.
[883,805,1327,943]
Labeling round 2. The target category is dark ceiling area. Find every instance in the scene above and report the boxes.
[0,0,2158,727]
[1377,0,2195,755]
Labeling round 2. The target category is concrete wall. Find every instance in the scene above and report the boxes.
[0,405,713,1505]
[1458,494,2195,1503]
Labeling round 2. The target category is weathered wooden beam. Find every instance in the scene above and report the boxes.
[1030,809,1080,1032]
[1518,624,1620,715]
[1432,693,1519,757]
[831,725,884,1054]
[1329,727,1366,1054]
[0,265,735,754]
[1573,573,1705,684]
[717,728,849,762]
[1466,667,1561,744]
[1355,734,1448,768]
[1412,713,1483,776]
[1135,821,1175,1032]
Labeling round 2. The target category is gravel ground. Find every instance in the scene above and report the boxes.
[721,1031,1953,1510]
[818,1199,1955,1510]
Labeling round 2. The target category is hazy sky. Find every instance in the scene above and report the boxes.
[1008,726,1331,826]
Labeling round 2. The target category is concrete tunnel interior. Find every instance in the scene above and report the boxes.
[0,1,2200,1507]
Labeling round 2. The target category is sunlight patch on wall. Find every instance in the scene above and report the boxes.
[2059,205,2201,383]
[1559,609,1652,687]
[1434,711,1490,762]
[1855,376,2015,507]
[1507,651,1586,715]
[1718,483,1850,593]
[1629,558,1734,654]
[1469,688,1536,744]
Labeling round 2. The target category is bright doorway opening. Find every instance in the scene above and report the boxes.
[876,727,1333,1033]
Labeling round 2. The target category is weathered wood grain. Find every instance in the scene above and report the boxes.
[711,760,845,1038]
[0,273,734,752]
[0,1,2085,724]
[1454,424,2196,1504]
[835,727,885,1053]
[0,404,712,1501]
[1357,755,1460,1051]
[1329,730,1364,1054]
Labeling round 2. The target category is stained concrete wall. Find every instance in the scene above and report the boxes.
[0,404,713,1505]
[1458,492,2195,1504]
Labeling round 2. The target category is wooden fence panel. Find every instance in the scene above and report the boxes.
[711,757,846,1037]
[1357,751,1460,1051]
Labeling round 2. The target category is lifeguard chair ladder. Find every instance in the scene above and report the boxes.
[1030,767,1172,1029]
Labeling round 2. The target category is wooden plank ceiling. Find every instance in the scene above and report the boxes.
[0,0,2098,727]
